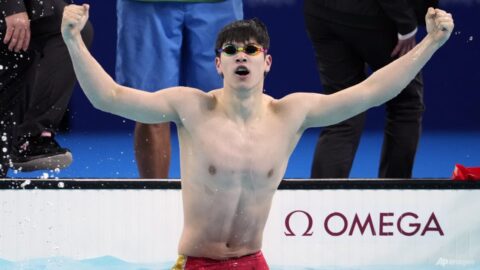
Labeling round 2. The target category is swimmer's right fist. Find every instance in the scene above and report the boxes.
[61,4,90,41]
[425,7,454,48]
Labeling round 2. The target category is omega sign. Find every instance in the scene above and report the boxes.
[284,210,444,237]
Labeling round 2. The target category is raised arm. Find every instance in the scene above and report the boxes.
[286,8,453,130]
[61,4,192,124]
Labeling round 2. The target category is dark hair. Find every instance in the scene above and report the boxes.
[215,18,270,56]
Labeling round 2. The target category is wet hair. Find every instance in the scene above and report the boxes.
[215,18,270,57]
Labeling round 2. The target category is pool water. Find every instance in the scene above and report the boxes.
[0,256,478,270]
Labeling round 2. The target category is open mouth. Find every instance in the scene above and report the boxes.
[235,66,250,76]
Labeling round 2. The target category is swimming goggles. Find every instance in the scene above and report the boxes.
[217,44,268,56]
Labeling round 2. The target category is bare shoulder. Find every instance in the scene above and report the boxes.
[155,86,214,104]
[158,86,210,97]
[270,92,333,130]
[271,92,326,112]
[161,86,219,116]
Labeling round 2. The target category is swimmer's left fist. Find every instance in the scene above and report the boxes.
[425,7,454,47]
[61,4,90,41]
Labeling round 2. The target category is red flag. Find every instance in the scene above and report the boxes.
[452,164,480,180]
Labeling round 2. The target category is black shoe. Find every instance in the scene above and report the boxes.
[0,163,7,178]
[11,136,73,172]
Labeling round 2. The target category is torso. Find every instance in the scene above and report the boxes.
[174,90,303,259]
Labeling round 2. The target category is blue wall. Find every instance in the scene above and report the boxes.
[69,1,480,132]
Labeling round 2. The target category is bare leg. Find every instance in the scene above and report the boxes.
[134,122,171,179]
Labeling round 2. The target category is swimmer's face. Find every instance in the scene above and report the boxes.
[215,39,272,91]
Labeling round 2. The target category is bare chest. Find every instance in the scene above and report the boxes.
[180,118,295,186]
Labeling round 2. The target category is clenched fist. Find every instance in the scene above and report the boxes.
[425,8,454,47]
[61,4,90,41]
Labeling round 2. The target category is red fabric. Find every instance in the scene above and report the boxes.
[184,251,269,270]
[452,164,480,180]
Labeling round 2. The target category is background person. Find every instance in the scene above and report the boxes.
[0,0,93,177]
[116,0,243,178]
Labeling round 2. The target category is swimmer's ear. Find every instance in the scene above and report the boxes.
[264,54,272,74]
[215,57,223,78]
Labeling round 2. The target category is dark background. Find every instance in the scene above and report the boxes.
[68,0,480,132]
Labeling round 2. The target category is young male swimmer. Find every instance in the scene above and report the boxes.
[61,5,453,269]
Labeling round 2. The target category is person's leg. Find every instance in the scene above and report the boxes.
[134,122,171,179]
[116,0,183,178]
[183,0,243,90]
[15,23,93,138]
[379,73,424,178]
[1,18,35,176]
[304,14,367,178]
[0,69,33,176]
[10,0,94,171]
[352,26,424,178]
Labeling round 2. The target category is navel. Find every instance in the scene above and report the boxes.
[208,165,217,175]
[267,169,274,178]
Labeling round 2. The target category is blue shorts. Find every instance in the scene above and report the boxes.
[116,0,243,92]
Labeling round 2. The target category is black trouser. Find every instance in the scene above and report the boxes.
[305,13,424,179]
[0,0,93,176]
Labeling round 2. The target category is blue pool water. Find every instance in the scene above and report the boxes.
[0,256,171,270]
[0,256,478,270]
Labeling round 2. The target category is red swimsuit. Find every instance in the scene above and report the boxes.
[172,251,269,270]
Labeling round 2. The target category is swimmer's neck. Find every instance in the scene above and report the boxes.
[218,86,267,123]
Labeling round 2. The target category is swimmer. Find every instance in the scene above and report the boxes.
[61,5,453,269]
